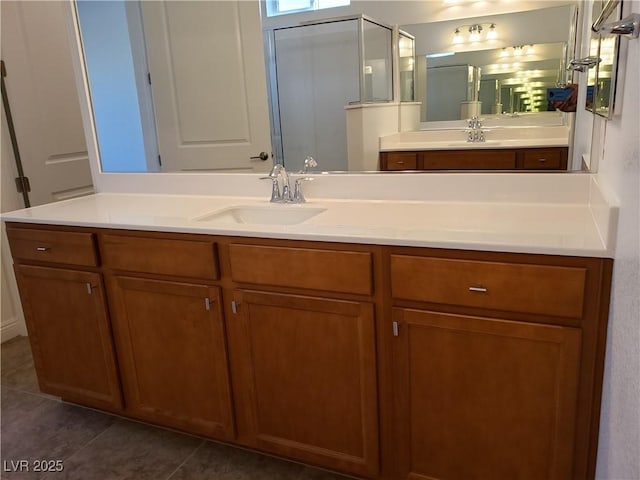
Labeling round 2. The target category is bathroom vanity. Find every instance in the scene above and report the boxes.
[380,147,569,171]
[2,175,616,480]
[379,125,571,171]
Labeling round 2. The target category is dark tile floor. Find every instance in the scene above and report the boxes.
[1,336,351,480]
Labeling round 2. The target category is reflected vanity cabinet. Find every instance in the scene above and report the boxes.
[5,222,612,480]
[380,147,569,171]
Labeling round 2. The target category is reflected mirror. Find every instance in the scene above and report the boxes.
[74,1,583,174]
[415,43,566,122]
[586,0,622,118]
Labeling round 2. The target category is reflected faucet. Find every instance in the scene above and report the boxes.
[465,116,486,143]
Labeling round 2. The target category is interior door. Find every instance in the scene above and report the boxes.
[141,1,273,173]
[1,1,93,206]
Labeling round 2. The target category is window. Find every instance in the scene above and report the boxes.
[265,0,350,17]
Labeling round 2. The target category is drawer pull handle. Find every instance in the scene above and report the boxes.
[396,161,405,164]
[469,286,488,293]
[538,158,547,162]
[36,247,50,252]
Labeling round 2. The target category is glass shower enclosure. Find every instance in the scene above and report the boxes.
[266,16,393,171]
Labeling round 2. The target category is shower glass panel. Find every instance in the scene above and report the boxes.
[273,20,359,171]
[362,20,393,102]
[270,16,392,170]
[398,31,415,102]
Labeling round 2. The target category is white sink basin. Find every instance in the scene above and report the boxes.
[195,205,326,225]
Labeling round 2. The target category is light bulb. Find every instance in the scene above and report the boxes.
[526,44,535,55]
[513,46,523,56]
[469,26,480,42]
[453,28,463,44]
[487,23,498,40]
[500,48,508,58]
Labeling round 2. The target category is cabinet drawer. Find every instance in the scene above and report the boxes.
[101,234,218,279]
[382,152,418,171]
[7,227,98,267]
[422,150,517,170]
[229,244,373,295]
[522,149,565,170]
[390,255,586,319]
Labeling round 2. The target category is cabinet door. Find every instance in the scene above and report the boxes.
[109,276,234,440]
[393,308,581,480]
[422,150,517,170]
[14,265,122,410]
[230,290,379,478]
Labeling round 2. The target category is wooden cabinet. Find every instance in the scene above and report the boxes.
[226,242,379,476]
[379,152,418,171]
[388,248,612,480]
[7,224,122,412]
[380,147,568,171]
[392,308,581,480]
[6,223,612,480]
[107,276,234,440]
[227,290,379,477]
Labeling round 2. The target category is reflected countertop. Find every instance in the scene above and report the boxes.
[380,125,570,151]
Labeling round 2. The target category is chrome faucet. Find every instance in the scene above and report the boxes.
[261,157,318,203]
[261,164,291,203]
[465,116,486,143]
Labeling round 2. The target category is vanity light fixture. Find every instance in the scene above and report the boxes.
[452,23,497,45]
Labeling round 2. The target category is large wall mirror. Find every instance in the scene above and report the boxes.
[73,0,583,174]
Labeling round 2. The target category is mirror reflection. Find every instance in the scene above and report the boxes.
[416,43,566,122]
[585,1,622,118]
[75,1,581,174]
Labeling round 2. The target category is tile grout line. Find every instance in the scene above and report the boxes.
[39,417,119,479]
[0,383,61,402]
[164,439,207,480]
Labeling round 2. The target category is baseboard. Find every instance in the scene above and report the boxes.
[1,317,27,343]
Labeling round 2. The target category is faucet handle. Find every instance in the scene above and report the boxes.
[292,176,314,203]
[260,176,281,202]
[303,156,318,173]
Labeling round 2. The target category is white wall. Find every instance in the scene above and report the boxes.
[262,0,574,29]
[403,5,574,56]
[593,2,640,478]
[76,0,148,172]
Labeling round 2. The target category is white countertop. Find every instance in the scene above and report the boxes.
[1,175,617,258]
[380,126,570,152]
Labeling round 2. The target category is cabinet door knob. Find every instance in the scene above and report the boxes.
[469,286,488,293]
